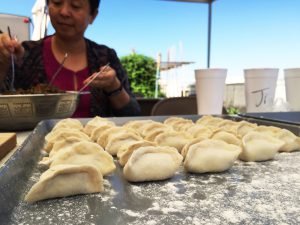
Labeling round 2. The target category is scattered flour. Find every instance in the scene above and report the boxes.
[7,152,300,225]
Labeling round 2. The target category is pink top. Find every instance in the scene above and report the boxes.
[43,36,91,118]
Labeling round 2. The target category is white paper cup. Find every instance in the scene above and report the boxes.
[244,68,279,112]
[284,68,300,111]
[194,69,227,115]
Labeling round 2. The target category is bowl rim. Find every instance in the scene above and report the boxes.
[0,91,81,97]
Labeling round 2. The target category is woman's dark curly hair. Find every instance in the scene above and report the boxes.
[46,0,100,15]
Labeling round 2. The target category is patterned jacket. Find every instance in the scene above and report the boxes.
[2,36,141,117]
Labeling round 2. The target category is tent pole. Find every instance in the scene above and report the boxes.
[207,1,212,68]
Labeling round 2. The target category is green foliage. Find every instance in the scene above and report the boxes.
[226,107,240,115]
[120,53,164,98]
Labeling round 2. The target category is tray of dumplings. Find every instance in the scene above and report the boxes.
[1,115,300,225]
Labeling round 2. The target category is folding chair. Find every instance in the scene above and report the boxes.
[151,96,198,116]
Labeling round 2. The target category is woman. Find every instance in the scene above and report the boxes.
[0,0,140,117]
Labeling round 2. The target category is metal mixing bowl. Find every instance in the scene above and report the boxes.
[0,91,80,131]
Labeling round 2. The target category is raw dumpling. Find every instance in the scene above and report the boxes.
[97,126,139,148]
[154,131,192,152]
[171,120,195,132]
[186,124,213,139]
[144,127,173,142]
[105,133,142,156]
[39,136,84,167]
[49,136,84,157]
[123,146,183,182]
[163,117,187,126]
[164,118,194,132]
[90,123,115,142]
[201,117,224,129]
[181,137,208,158]
[123,120,154,134]
[52,118,83,131]
[83,116,115,136]
[183,139,242,173]
[117,140,157,166]
[140,122,167,137]
[236,121,257,138]
[240,131,284,161]
[276,129,300,152]
[216,119,238,133]
[195,115,215,125]
[254,125,282,137]
[48,141,116,176]
[211,130,242,147]
[25,164,103,203]
[44,129,91,152]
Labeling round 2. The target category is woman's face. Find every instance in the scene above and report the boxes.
[48,0,97,40]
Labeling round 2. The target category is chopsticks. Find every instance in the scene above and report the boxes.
[7,26,15,92]
[48,53,68,87]
[79,63,110,92]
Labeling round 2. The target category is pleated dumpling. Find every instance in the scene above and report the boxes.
[90,123,115,142]
[83,116,115,136]
[216,119,238,133]
[276,129,300,152]
[240,131,284,161]
[49,136,83,157]
[183,139,242,173]
[144,127,172,142]
[186,124,213,139]
[140,121,167,137]
[201,117,224,129]
[44,129,91,152]
[181,137,208,158]
[52,118,83,131]
[163,117,194,132]
[25,164,103,203]
[163,117,187,126]
[123,146,183,182]
[254,125,282,137]
[39,136,84,167]
[154,131,192,152]
[236,121,257,138]
[48,141,116,176]
[195,115,215,125]
[117,140,157,166]
[105,133,142,156]
[97,126,139,148]
[123,120,154,134]
[211,130,242,147]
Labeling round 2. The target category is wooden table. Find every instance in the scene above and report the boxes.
[0,131,31,168]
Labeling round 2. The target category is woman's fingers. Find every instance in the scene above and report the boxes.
[87,66,117,88]
[0,33,24,63]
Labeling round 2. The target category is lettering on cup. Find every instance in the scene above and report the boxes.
[251,88,270,107]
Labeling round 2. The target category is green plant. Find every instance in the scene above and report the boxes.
[120,53,164,98]
[226,107,240,115]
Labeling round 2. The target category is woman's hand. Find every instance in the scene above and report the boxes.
[0,33,25,67]
[84,65,121,92]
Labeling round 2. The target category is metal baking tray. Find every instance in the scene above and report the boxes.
[0,115,300,225]
[239,111,300,126]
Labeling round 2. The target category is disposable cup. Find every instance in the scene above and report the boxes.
[284,68,300,111]
[244,68,279,112]
[194,69,227,115]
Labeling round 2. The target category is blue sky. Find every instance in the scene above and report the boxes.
[1,0,300,85]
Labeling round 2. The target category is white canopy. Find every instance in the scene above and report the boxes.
[31,0,50,40]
